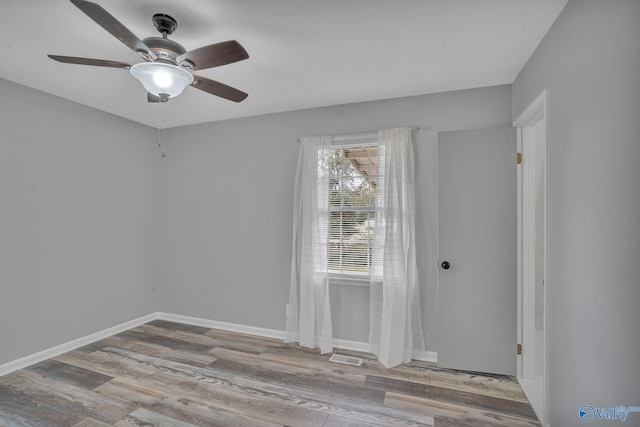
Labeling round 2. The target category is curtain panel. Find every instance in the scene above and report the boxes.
[287,128,427,367]
[285,136,333,354]
[369,128,427,368]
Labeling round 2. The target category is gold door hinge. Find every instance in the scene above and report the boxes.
[517,343,522,355]
[517,153,522,164]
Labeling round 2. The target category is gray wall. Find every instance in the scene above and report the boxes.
[0,79,511,365]
[512,0,640,425]
[0,79,159,365]
[158,85,513,350]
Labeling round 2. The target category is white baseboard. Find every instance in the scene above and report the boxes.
[158,312,370,353]
[416,351,439,364]
[158,312,438,362]
[0,311,438,376]
[0,312,157,377]
[332,338,370,353]
[157,313,287,340]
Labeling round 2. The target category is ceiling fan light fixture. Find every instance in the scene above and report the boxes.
[49,0,249,103]
[130,62,193,98]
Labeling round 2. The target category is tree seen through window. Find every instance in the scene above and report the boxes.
[328,144,377,275]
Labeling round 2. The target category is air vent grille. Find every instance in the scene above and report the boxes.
[329,353,364,366]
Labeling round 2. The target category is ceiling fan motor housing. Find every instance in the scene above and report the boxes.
[142,37,186,64]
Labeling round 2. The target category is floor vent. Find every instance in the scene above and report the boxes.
[329,353,363,367]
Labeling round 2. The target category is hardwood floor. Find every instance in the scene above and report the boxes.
[0,320,540,426]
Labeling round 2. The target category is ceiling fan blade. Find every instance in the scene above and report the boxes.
[190,75,248,102]
[70,0,156,60]
[177,40,249,71]
[147,93,169,103]
[48,55,132,69]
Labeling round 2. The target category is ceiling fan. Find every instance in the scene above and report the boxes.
[48,0,249,103]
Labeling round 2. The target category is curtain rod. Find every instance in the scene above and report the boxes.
[296,126,425,143]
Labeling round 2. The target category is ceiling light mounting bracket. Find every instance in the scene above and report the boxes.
[152,14,178,37]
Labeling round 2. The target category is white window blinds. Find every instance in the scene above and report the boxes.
[328,143,378,276]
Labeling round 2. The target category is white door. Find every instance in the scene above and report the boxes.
[438,128,517,376]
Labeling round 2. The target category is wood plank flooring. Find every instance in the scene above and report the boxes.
[0,320,540,426]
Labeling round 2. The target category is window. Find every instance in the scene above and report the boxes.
[289,128,423,362]
[328,143,378,277]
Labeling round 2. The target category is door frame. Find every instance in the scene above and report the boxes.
[514,89,548,425]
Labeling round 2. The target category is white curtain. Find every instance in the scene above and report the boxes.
[369,127,427,368]
[285,136,333,354]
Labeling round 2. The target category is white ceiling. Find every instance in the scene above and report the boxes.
[1,0,568,129]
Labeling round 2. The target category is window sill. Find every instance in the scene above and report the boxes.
[329,274,371,287]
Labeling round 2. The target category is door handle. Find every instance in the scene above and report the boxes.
[441,261,451,270]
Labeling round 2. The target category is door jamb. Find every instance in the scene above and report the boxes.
[513,88,548,425]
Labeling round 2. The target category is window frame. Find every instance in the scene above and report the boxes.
[326,139,378,285]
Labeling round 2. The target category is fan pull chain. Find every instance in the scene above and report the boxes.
[157,102,167,158]
[156,128,166,158]
[161,127,166,158]
[157,127,166,158]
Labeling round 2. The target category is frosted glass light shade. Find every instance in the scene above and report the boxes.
[130,62,194,98]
